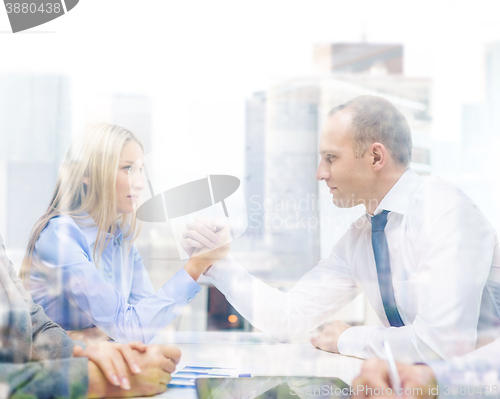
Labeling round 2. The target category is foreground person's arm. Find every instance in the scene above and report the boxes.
[353,339,500,399]
[0,358,89,399]
[0,344,181,398]
[427,337,500,396]
[66,327,110,345]
[4,238,145,390]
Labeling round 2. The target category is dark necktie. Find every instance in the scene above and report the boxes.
[371,210,404,327]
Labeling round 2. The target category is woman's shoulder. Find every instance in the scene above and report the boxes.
[35,215,91,262]
[40,215,85,239]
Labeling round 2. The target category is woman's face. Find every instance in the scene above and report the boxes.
[116,141,145,214]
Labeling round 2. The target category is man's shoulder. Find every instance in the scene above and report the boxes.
[412,175,472,203]
[410,175,493,231]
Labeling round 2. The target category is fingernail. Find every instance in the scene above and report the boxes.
[133,364,141,374]
[214,236,219,243]
[111,375,120,386]
[122,377,131,390]
[209,242,214,248]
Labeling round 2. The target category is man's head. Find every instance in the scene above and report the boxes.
[316,96,412,213]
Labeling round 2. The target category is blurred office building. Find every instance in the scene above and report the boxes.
[244,91,266,242]
[458,42,500,233]
[242,43,433,326]
[0,74,72,267]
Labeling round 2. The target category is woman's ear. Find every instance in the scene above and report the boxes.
[82,177,89,186]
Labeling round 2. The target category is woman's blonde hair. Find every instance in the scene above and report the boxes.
[20,123,144,280]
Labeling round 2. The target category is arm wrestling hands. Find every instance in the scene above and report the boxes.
[182,216,231,280]
[352,359,437,399]
[74,341,181,397]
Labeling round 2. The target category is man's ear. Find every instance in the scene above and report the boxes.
[370,142,387,171]
[82,176,89,186]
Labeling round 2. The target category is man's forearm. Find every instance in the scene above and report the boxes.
[206,255,358,342]
[337,324,443,362]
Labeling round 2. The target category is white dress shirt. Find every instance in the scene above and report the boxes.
[205,169,500,362]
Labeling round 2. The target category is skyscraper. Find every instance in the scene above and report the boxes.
[313,43,404,75]
[459,41,500,233]
[0,74,71,260]
[244,43,433,324]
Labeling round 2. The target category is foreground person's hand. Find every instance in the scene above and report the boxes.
[311,320,352,353]
[73,341,146,390]
[87,345,181,398]
[352,359,437,399]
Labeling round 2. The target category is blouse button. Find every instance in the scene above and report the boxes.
[107,273,111,277]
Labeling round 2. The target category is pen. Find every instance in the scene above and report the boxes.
[383,340,402,396]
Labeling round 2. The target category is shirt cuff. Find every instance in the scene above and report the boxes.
[337,325,380,358]
[160,268,201,306]
[204,255,247,295]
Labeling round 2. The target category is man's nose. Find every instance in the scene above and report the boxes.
[316,160,329,181]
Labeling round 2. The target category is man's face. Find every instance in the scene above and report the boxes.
[316,111,373,209]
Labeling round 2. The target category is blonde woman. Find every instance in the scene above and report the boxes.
[20,123,229,344]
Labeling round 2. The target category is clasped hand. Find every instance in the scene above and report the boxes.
[74,341,181,397]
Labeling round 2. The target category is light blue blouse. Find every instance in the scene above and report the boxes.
[27,214,201,344]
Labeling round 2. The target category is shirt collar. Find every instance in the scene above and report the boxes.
[74,211,123,246]
[372,168,421,217]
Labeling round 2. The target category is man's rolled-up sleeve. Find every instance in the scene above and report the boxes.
[206,249,360,342]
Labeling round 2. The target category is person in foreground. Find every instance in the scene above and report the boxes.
[19,123,229,344]
[352,338,500,398]
[0,233,180,398]
[183,95,500,363]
